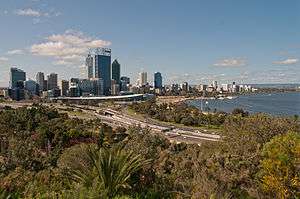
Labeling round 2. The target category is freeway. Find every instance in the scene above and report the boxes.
[94,109,221,144]
[0,102,221,144]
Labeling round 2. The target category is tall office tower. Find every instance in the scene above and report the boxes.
[139,72,147,86]
[86,54,94,79]
[25,79,39,95]
[111,59,120,84]
[9,67,26,88]
[43,80,48,91]
[154,72,162,88]
[93,48,111,95]
[47,73,58,90]
[36,72,45,91]
[60,80,69,96]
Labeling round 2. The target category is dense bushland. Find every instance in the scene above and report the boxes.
[0,104,299,198]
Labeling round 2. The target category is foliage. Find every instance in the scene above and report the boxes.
[0,104,299,198]
[66,145,150,199]
[259,132,300,198]
[130,100,227,127]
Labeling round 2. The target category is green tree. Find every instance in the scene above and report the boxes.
[69,145,149,198]
[259,132,300,198]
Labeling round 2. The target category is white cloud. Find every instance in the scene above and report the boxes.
[14,8,61,19]
[30,30,111,66]
[214,58,246,67]
[15,8,42,17]
[7,49,24,55]
[273,58,298,65]
[0,57,8,62]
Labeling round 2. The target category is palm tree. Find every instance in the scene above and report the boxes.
[70,146,149,199]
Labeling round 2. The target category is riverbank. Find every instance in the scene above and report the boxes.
[187,92,300,116]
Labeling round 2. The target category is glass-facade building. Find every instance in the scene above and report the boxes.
[154,72,162,88]
[111,59,120,84]
[94,54,111,95]
[10,67,26,89]
[86,54,94,79]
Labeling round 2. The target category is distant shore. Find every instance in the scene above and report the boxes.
[157,90,300,104]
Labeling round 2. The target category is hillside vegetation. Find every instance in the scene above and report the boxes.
[0,104,299,198]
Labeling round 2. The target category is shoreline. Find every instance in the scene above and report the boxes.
[157,90,300,104]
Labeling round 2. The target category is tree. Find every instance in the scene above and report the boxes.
[259,132,300,198]
[69,145,149,198]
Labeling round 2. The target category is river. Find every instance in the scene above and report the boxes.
[187,92,300,116]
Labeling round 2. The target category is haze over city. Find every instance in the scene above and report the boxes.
[0,0,299,87]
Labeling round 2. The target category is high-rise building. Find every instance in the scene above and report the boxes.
[60,80,69,96]
[120,76,130,91]
[43,80,48,91]
[9,67,26,89]
[181,82,189,92]
[47,73,58,90]
[86,54,94,79]
[92,78,104,96]
[25,80,39,95]
[139,72,147,86]
[94,48,111,95]
[69,82,80,97]
[120,76,130,84]
[111,79,120,95]
[154,72,162,88]
[36,72,44,91]
[111,59,121,84]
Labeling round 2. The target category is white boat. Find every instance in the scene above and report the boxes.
[227,96,237,99]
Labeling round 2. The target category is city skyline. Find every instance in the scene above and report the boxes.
[0,0,300,87]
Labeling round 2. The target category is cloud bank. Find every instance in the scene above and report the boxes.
[30,30,111,66]
[273,58,298,65]
[214,58,246,67]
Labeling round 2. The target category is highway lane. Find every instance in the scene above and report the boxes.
[0,102,221,144]
[94,110,220,144]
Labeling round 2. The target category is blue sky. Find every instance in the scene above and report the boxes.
[0,0,299,86]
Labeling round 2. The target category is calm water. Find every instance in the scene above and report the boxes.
[187,92,300,116]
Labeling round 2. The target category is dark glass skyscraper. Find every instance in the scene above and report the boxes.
[36,72,44,91]
[94,49,111,95]
[111,59,120,84]
[86,54,94,79]
[154,72,162,88]
[10,67,26,88]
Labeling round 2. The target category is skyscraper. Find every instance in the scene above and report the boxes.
[86,54,94,79]
[36,72,44,91]
[47,73,58,90]
[139,72,147,86]
[9,67,26,89]
[25,79,39,95]
[154,72,162,88]
[60,80,69,96]
[111,59,120,84]
[94,48,111,95]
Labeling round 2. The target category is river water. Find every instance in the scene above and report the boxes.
[187,92,300,116]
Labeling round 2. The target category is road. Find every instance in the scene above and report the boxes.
[0,102,221,144]
[93,109,220,144]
